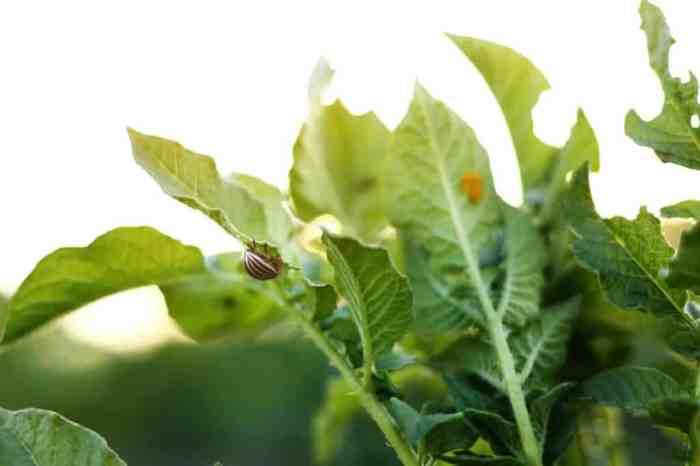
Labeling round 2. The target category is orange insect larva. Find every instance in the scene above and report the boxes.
[460,171,483,204]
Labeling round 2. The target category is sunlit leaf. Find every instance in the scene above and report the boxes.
[128,129,293,253]
[448,36,599,209]
[290,60,391,242]
[662,200,700,219]
[4,227,204,343]
[625,0,700,170]
[322,232,413,363]
[0,407,126,466]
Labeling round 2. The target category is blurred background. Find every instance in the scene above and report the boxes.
[2,1,700,465]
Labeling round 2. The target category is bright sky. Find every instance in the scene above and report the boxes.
[2,0,699,351]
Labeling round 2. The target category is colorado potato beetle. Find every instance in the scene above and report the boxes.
[243,241,283,280]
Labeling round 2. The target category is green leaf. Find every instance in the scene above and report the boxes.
[4,227,204,343]
[564,166,690,325]
[0,427,36,466]
[322,232,413,364]
[160,252,287,342]
[0,293,8,344]
[290,60,391,243]
[437,337,504,392]
[448,36,599,200]
[648,397,700,432]
[582,366,687,415]
[386,398,463,447]
[495,206,547,327]
[128,128,293,252]
[511,298,580,385]
[529,383,576,449]
[386,84,508,331]
[662,200,700,219]
[311,377,361,464]
[463,409,519,457]
[625,0,700,170]
[438,453,522,465]
[668,224,700,292]
[0,407,126,465]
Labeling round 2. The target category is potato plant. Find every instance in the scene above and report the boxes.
[2,1,700,465]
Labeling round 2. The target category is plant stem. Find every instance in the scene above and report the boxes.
[691,365,700,466]
[287,309,419,466]
[486,312,543,466]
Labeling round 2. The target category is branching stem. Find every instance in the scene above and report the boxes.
[286,307,419,466]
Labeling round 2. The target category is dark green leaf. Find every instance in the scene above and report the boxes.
[128,129,293,254]
[662,201,700,219]
[322,233,413,362]
[0,293,8,344]
[625,1,700,170]
[564,166,691,325]
[445,373,504,413]
[668,224,700,292]
[386,398,463,447]
[4,227,204,343]
[648,397,700,432]
[439,452,522,465]
[424,416,479,456]
[463,409,519,457]
[582,366,687,415]
[529,382,577,462]
[0,407,126,465]
[290,60,391,243]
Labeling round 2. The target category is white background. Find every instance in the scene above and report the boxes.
[2,0,699,350]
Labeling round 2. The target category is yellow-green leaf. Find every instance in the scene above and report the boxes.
[290,60,391,243]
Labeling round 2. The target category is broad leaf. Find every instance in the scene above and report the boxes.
[495,207,546,327]
[0,428,35,466]
[437,337,504,392]
[129,129,293,253]
[529,383,576,450]
[511,298,580,385]
[311,377,361,464]
[322,232,413,362]
[160,252,288,342]
[662,200,700,219]
[625,0,700,170]
[564,166,691,325]
[4,227,204,343]
[448,36,599,203]
[0,407,126,465]
[667,224,700,292]
[387,398,463,447]
[290,60,391,243]
[386,84,502,330]
[582,366,687,415]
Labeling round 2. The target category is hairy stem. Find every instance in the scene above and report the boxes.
[486,312,542,466]
[287,309,419,466]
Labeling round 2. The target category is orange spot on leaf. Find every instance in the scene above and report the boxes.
[460,171,483,204]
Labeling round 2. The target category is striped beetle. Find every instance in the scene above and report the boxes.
[243,241,283,280]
